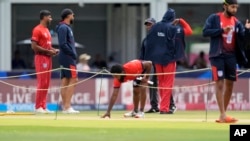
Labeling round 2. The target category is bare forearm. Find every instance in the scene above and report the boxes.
[31,44,50,54]
[106,89,119,113]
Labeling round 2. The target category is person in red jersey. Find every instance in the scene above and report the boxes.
[31,10,59,114]
[203,0,250,123]
[101,60,152,118]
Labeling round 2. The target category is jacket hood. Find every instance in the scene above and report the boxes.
[162,8,176,23]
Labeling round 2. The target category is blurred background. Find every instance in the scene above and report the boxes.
[1,0,250,112]
[0,0,250,71]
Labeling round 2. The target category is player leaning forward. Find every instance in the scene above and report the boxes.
[102,60,152,118]
[31,10,59,113]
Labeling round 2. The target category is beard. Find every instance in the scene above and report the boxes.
[70,19,74,24]
[46,21,51,27]
[226,9,235,17]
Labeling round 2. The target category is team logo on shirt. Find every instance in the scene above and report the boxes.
[157,32,165,37]
[43,63,48,68]
[47,41,51,46]
[236,27,239,33]
[44,33,48,38]
[177,28,181,33]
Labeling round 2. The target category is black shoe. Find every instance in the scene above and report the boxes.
[145,108,159,113]
[160,111,173,114]
[169,106,177,114]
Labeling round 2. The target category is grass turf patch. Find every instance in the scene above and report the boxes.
[0,111,248,141]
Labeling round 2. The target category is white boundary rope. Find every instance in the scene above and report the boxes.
[0,68,61,79]
[62,67,211,76]
[136,68,250,89]
[0,67,250,91]
[0,69,103,91]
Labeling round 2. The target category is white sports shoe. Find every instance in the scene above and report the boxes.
[134,112,145,118]
[35,107,47,114]
[62,107,80,114]
[45,109,55,114]
[124,111,137,118]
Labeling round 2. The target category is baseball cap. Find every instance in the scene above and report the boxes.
[224,0,238,5]
[144,18,156,25]
[61,8,74,20]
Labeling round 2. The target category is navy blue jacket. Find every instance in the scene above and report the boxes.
[174,25,186,61]
[56,22,77,65]
[143,10,177,66]
[139,38,146,60]
[163,8,186,61]
[203,13,248,66]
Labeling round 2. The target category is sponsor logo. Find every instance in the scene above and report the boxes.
[157,32,165,37]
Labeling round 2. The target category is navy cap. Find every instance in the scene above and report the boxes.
[144,18,156,25]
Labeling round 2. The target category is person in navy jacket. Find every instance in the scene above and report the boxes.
[140,18,160,113]
[203,0,250,123]
[56,8,79,114]
[162,8,192,114]
[144,8,192,114]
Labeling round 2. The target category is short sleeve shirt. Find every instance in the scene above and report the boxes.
[31,24,52,51]
[113,60,144,88]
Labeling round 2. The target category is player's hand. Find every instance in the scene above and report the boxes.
[51,48,59,56]
[47,49,57,56]
[141,76,149,85]
[172,18,180,26]
[54,49,60,55]
[223,26,233,33]
[245,19,250,29]
[101,112,110,118]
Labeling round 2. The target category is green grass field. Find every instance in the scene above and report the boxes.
[0,111,249,141]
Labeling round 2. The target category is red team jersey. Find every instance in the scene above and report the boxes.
[219,12,236,53]
[31,24,52,51]
[31,24,52,109]
[113,60,144,88]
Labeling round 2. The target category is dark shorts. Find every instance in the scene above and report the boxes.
[210,54,237,81]
[60,64,77,79]
[133,69,146,87]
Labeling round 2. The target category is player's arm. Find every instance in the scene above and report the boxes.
[31,41,55,56]
[178,18,193,36]
[57,26,77,59]
[101,88,120,118]
[244,19,250,37]
[202,14,224,37]
[50,47,60,55]
[31,29,55,56]
[141,61,152,82]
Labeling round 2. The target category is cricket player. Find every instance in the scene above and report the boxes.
[203,0,250,123]
[56,8,79,114]
[31,10,59,113]
[101,60,152,118]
